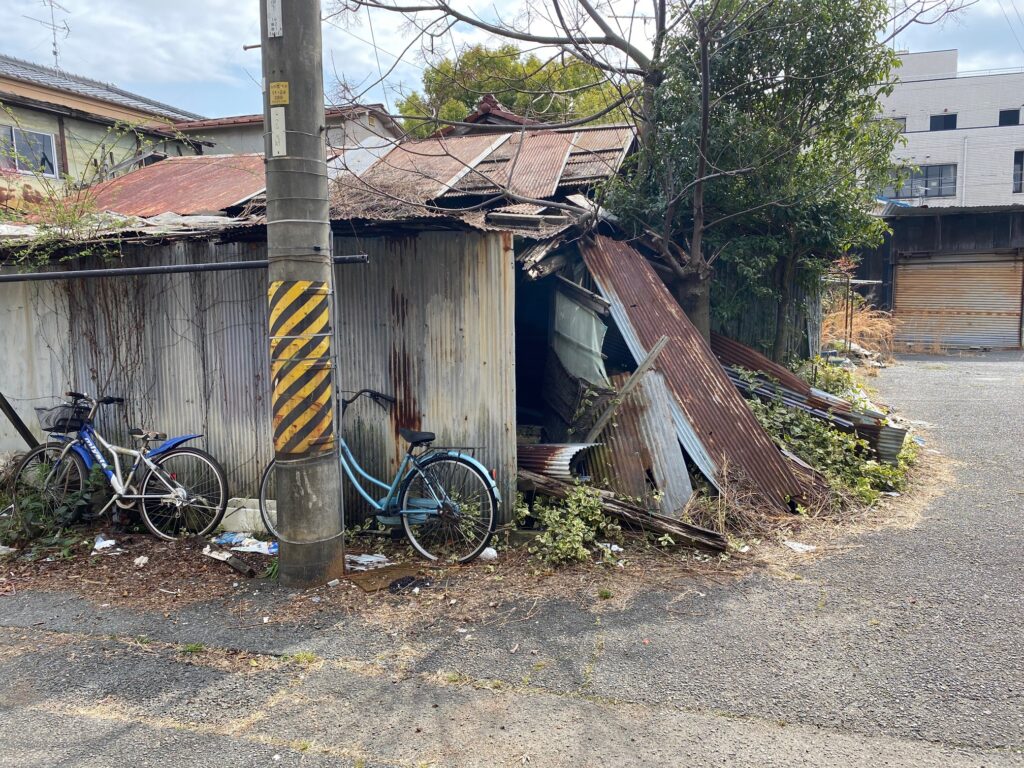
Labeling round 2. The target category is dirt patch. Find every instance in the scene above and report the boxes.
[0,446,950,633]
[0,533,246,608]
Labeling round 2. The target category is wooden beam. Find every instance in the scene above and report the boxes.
[584,334,668,443]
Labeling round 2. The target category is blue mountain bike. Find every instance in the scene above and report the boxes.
[258,389,499,564]
[12,392,228,540]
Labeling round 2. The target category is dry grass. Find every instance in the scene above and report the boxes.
[821,289,899,359]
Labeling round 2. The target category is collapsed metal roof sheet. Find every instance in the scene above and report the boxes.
[581,235,806,511]
[710,332,813,396]
[87,155,266,217]
[517,443,598,482]
[331,124,634,219]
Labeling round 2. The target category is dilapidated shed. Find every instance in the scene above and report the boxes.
[2,121,825,526]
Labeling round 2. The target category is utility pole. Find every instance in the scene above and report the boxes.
[260,0,344,587]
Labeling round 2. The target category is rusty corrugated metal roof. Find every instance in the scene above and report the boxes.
[710,332,812,396]
[581,235,806,511]
[332,124,634,219]
[517,443,598,482]
[87,155,266,217]
[449,131,574,199]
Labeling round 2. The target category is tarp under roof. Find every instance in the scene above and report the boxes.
[580,235,807,511]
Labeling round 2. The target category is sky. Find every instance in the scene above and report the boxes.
[1,0,1023,120]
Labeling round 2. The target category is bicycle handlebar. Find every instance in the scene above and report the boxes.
[341,388,396,410]
[64,391,124,406]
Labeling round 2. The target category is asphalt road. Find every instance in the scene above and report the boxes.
[1,352,1022,767]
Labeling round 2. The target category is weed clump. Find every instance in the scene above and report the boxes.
[519,483,621,565]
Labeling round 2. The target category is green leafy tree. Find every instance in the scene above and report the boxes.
[608,0,903,342]
[396,44,628,137]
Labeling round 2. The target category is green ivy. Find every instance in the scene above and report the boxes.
[519,483,621,565]
[747,397,913,504]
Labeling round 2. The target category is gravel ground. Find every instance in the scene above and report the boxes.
[1,352,1022,767]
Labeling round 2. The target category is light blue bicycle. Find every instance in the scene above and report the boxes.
[258,388,499,563]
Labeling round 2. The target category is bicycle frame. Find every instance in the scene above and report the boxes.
[336,437,415,513]
[46,407,203,514]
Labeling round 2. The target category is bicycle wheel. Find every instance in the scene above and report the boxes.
[139,447,227,540]
[257,459,280,539]
[399,454,497,563]
[11,442,88,530]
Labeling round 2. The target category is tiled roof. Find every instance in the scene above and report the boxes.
[0,54,202,121]
[173,104,389,131]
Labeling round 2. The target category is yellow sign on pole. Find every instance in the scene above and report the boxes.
[268,81,290,106]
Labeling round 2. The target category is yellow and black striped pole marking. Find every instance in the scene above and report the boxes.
[268,279,336,457]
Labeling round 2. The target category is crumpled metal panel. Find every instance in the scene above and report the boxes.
[581,235,805,510]
[517,443,597,482]
[87,155,266,217]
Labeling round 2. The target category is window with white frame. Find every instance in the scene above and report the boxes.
[0,125,59,178]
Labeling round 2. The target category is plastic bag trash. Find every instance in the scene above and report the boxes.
[92,534,116,552]
[213,532,278,556]
[345,553,391,571]
[597,542,624,554]
[478,546,498,562]
[133,555,149,568]
[913,436,926,446]
[783,540,817,554]
[0,544,17,557]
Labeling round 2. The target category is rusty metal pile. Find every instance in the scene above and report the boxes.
[513,234,880,548]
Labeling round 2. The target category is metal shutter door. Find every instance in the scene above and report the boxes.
[894,257,1023,349]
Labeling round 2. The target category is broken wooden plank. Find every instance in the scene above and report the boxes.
[517,469,727,552]
[583,334,669,443]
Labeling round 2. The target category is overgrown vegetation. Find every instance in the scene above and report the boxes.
[745,361,917,504]
[517,484,621,565]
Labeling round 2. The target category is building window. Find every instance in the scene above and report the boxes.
[1015,151,1023,193]
[884,164,957,199]
[0,125,59,178]
[891,117,907,132]
[1001,109,1021,127]
[929,113,957,131]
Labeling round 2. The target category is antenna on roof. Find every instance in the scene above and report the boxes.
[23,0,70,69]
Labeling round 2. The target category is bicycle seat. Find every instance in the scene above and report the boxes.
[130,428,167,442]
[399,428,435,446]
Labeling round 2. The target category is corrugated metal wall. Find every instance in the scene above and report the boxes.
[893,254,1024,349]
[2,229,517,521]
[333,231,516,522]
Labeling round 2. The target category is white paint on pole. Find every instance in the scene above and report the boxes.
[270,107,287,156]
[266,0,283,37]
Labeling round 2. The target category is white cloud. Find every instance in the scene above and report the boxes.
[2,0,1022,117]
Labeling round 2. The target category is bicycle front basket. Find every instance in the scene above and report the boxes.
[35,404,88,433]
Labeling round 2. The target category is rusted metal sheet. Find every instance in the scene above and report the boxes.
[364,134,507,201]
[87,154,266,217]
[333,230,517,522]
[893,255,1023,349]
[337,125,634,214]
[562,126,635,184]
[517,443,597,481]
[581,235,804,511]
[589,371,693,517]
[449,131,573,199]
[711,332,812,395]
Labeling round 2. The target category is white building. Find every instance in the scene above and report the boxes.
[879,49,1024,207]
[866,50,1024,351]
